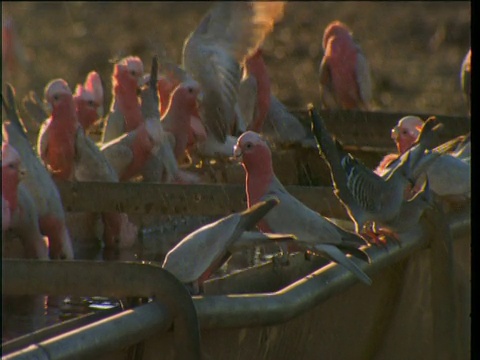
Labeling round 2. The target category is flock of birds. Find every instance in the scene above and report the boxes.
[2,2,471,294]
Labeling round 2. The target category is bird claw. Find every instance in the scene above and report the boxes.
[361,229,401,248]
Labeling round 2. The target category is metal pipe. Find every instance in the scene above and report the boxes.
[1,261,201,360]
[2,302,171,360]
[1,307,122,356]
[193,209,470,329]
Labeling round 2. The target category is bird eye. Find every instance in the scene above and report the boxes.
[246,142,253,149]
[188,87,193,93]
[88,100,95,106]
[53,95,59,101]
[401,130,408,135]
[130,70,136,76]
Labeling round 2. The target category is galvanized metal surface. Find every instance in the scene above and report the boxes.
[54,182,349,219]
[2,261,201,360]
[1,307,122,356]
[2,206,470,359]
[2,302,172,360]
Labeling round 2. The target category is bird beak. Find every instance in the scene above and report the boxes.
[138,74,149,88]
[197,91,204,104]
[19,165,27,180]
[233,145,242,161]
[45,101,53,114]
[391,126,399,140]
[96,105,104,118]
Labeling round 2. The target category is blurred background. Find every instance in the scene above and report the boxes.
[2,1,471,118]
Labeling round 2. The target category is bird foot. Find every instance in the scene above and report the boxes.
[361,229,401,248]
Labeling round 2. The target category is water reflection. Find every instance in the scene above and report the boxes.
[3,214,270,342]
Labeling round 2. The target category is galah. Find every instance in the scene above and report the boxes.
[390,116,424,155]
[262,94,313,147]
[73,71,104,131]
[242,48,271,133]
[2,83,74,259]
[161,79,202,162]
[156,59,208,152]
[103,56,198,184]
[38,79,138,248]
[101,56,145,144]
[309,105,442,244]
[376,115,470,200]
[127,56,200,184]
[460,48,471,113]
[405,133,471,200]
[163,197,296,294]
[2,141,49,260]
[319,20,372,110]
[22,72,103,134]
[182,1,285,158]
[375,115,424,174]
[2,15,29,77]
[234,131,372,285]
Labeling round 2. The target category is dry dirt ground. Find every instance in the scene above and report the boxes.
[3,1,471,121]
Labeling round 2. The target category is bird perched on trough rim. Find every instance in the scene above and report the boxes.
[38,78,138,249]
[2,141,50,260]
[376,115,470,203]
[309,104,444,245]
[318,20,372,110]
[162,197,297,294]
[2,83,74,259]
[234,130,372,285]
[182,1,285,158]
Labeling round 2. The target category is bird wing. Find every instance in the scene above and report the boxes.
[100,134,134,179]
[354,44,372,109]
[182,2,285,142]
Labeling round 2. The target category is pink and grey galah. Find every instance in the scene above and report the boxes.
[73,71,104,132]
[2,83,74,259]
[375,115,425,175]
[101,57,200,184]
[234,130,372,285]
[242,48,272,133]
[2,141,50,260]
[38,79,138,249]
[375,115,470,200]
[163,197,296,294]
[182,1,285,158]
[101,56,145,144]
[319,20,372,110]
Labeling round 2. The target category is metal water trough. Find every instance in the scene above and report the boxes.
[2,207,471,359]
[2,110,471,359]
